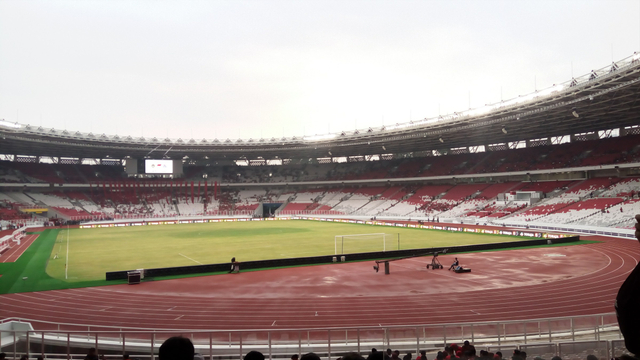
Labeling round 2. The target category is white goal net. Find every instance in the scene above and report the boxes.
[334,233,399,255]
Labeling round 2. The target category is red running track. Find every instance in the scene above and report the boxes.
[0,234,39,263]
[0,234,637,331]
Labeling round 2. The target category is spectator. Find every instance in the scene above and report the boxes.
[159,337,195,360]
[123,355,131,360]
[384,349,393,360]
[403,353,412,360]
[301,353,321,360]
[391,351,401,360]
[245,352,265,360]
[20,356,28,360]
[616,214,640,355]
[511,351,523,360]
[495,353,503,360]
[85,348,99,360]
[291,355,299,360]
[342,353,365,360]
[550,357,561,360]
[368,350,383,360]
[0,353,6,360]
[586,356,597,360]
[460,341,476,357]
[417,351,427,360]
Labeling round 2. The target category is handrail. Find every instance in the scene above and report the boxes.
[1,312,618,333]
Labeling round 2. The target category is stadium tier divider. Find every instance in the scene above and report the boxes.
[105,236,579,280]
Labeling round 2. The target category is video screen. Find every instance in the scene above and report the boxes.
[145,159,173,174]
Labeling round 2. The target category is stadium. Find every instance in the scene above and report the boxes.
[0,51,638,359]
[1,2,640,360]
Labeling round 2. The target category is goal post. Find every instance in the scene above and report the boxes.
[334,233,400,255]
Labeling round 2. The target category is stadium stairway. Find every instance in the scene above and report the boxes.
[274,198,290,216]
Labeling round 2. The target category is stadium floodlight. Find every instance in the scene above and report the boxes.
[439,137,444,143]
[572,108,579,118]
[0,120,21,129]
[382,146,386,151]
[328,151,332,156]
[501,127,508,134]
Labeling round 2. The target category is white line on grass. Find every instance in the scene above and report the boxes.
[271,320,277,326]
[65,226,70,280]
[179,253,202,265]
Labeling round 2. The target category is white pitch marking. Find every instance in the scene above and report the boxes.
[99,307,112,312]
[65,226,70,279]
[174,315,184,320]
[271,320,277,326]
[168,306,177,311]
[179,253,203,265]
[470,310,481,315]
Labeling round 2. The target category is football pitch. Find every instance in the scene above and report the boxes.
[45,220,537,281]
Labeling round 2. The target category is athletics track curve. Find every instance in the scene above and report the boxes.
[0,233,637,331]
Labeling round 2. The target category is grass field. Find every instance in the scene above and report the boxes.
[45,220,539,282]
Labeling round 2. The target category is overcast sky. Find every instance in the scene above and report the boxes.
[1,0,639,141]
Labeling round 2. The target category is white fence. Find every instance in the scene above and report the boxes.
[0,313,631,360]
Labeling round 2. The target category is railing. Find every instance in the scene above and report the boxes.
[278,210,344,216]
[486,220,636,239]
[0,313,630,360]
[73,211,255,222]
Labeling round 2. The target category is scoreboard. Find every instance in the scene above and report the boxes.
[124,159,184,177]
[145,159,173,174]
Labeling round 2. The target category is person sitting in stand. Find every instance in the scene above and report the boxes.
[448,258,459,271]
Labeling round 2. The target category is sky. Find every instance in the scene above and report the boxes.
[1,0,639,141]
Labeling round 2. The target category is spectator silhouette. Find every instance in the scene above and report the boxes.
[368,349,383,360]
[461,341,476,357]
[159,336,195,360]
[384,349,393,360]
[342,353,365,360]
[245,352,265,360]
[615,214,640,355]
[85,348,99,360]
[301,353,321,360]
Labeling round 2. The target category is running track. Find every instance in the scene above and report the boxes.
[0,234,637,331]
[0,234,39,263]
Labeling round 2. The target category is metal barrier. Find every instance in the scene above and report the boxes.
[0,313,630,360]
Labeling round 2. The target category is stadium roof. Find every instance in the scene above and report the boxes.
[2,53,640,162]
